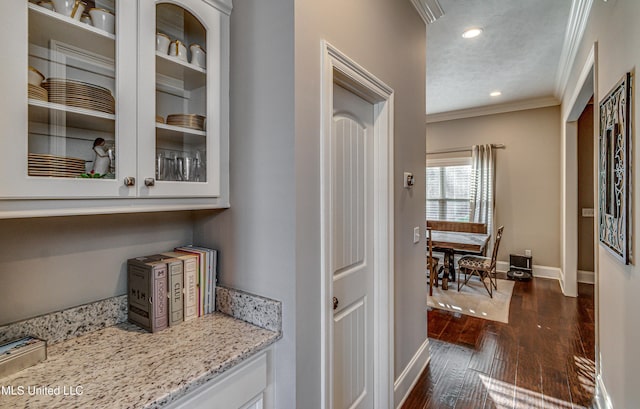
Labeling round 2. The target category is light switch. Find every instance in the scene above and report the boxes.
[413,227,420,244]
[404,172,414,188]
[582,208,594,217]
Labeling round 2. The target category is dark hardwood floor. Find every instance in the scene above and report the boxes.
[402,278,595,409]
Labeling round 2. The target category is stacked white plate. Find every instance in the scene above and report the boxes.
[166,114,205,131]
[28,84,48,102]
[42,78,115,114]
[28,153,86,178]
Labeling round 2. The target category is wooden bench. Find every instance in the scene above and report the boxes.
[426,220,488,234]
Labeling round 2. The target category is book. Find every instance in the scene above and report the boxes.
[189,246,218,313]
[162,251,198,322]
[0,336,47,379]
[175,246,207,316]
[186,246,210,313]
[127,256,169,333]
[147,254,184,326]
[211,249,217,310]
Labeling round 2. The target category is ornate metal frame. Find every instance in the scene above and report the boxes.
[599,73,633,264]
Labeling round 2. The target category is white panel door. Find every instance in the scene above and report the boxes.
[332,84,374,409]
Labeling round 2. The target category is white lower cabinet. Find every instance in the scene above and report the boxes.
[165,352,268,409]
[240,395,264,409]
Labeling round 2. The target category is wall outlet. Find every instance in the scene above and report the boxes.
[524,249,532,257]
[413,227,420,244]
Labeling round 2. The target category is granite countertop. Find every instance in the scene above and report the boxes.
[0,313,279,408]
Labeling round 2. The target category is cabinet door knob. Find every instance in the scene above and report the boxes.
[144,178,155,187]
[333,297,339,310]
[124,177,136,187]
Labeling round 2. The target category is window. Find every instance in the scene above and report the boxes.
[426,157,472,221]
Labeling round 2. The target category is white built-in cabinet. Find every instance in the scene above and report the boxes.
[0,0,231,218]
[164,350,269,409]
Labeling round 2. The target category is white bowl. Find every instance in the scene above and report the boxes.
[89,8,115,34]
[28,67,45,86]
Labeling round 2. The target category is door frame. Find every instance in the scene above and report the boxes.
[320,41,395,409]
[562,44,596,298]
[562,41,606,404]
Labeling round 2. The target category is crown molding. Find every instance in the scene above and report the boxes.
[410,0,444,25]
[554,0,594,99]
[426,96,560,123]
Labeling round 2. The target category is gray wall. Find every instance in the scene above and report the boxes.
[196,0,427,408]
[427,106,562,268]
[294,0,427,407]
[562,0,640,406]
[0,212,194,324]
[193,0,297,407]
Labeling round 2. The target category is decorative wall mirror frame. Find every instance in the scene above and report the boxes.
[599,72,633,264]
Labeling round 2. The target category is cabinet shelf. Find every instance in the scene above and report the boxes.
[156,122,206,136]
[29,99,115,133]
[156,123,206,147]
[28,3,115,60]
[156,52,206,90]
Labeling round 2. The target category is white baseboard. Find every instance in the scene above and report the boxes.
[533,264,562,279]
[578,270,595,284]
[394,338,430,409]
[496,261,562,280]
[559,269,566,294]
[595,374,613,409]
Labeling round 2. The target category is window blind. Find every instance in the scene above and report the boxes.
[426,158,472,222]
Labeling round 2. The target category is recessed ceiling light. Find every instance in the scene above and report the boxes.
[490,91,502,97]
[462,28,483,39]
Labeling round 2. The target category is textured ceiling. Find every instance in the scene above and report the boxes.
[426,0,572,115]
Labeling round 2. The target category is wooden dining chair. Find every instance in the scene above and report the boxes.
[457,226,504,298]
[427,227,440,296]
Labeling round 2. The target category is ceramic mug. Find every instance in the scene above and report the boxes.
[189,44,206,68]
[80,13,92,25]
[156,33,171,54]
[51,0,86,20]
[89,8,115,34]
[169,40,188,62]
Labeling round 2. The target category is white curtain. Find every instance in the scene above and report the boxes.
[469,144,496,235]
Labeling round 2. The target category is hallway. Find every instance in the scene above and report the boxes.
[403,278,595,408]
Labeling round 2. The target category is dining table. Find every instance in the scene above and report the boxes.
[431,230,491,284]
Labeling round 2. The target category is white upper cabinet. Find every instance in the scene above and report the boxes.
[138,0,229,198]
[0,0,231,217]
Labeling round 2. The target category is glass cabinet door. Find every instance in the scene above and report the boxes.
[155,3,207,183]
[138,0,222,197]
[0,0,137,198]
